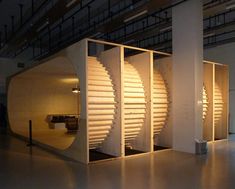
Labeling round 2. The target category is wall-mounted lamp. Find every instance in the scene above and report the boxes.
[72,87,80,93]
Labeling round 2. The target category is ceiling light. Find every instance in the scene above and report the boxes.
[155,46,165,50]
[124,10,148,23]
[66,0,77,8]
[159,26,172,32]
[36,21,49,32]
[123,39,135,44]
[203,33,215,38]
[89,32,102,38]
[61,78,79,83]
[226,3,235,10]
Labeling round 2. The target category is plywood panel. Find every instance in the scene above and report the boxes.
[87,57,116,149]
[65,39,88,163]
[100,47,124,157]
[214,64,229,140]
[154,57,172,148]
[203,63,214,141]
[153,61,170,136]
[126,52,151,152]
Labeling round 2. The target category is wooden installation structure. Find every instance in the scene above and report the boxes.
[203,61,229,141]
[155,57,229,145]
[7,39,228,164]
[7,39,171,163]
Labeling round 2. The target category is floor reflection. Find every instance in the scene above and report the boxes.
[1,134,235,189]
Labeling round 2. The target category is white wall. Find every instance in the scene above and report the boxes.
[204,42,235,133]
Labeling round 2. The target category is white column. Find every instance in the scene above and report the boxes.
[172,0,203,153]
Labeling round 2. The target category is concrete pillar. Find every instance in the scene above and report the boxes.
[172,0,203,153]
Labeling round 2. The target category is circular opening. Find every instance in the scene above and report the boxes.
[8,57,80,150]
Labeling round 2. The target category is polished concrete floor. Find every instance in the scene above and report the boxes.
[14,128,75,150]
[1,133,235,189]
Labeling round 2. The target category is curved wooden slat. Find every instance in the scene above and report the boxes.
[153,69,169,136]
[124,62,146,143]
[87,57,116,149]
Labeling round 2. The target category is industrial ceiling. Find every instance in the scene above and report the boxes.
[0,0,234,62]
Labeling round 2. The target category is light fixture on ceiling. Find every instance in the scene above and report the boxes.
[72,87,80,93]
[123,39,135,44]
[36,20,49,32]
[66,0,77,8]
[89,32,102,38]
[159,26,172,32]
[155,46,165,50]
[203,33,215,38]
[124,10,148,23]
[226,3,235,10]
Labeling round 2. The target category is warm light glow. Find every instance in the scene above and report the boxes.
[61,78,79,84]
[72,87,80,93]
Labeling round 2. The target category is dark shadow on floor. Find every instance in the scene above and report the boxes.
[154,145,169,151]
[125,148,144,156]
[214,138,226,141]
[89,149,115,161]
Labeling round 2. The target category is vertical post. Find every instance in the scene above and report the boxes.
[29,120,32,145]
[31,0,34,16]
[124,23,126,39]
[209,16,211,28]
[32,43,35,58]
[11,16,15,34]
[59,24,62,45]
[0,32,1,48]
[72,16,75,39]
[27,120,33,146]
[4,25,7,42]
[108,0,111,16]
[39,37,42,55]
[48,26,51,52]
[19,4,23,26]
[88,6,90,27]
[172,0,203,153]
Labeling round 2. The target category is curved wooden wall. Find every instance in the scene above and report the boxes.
[123,61,146,145]
[7,57,79,150]
[152,69,169,135]
[87,57,116,149]
[214,83,223,127]
[203,85,209,120]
